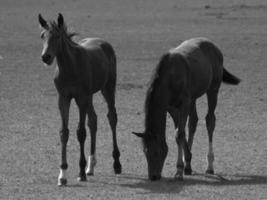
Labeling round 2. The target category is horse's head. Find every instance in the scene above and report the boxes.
[132,132,168,181]
[38,13,65,65]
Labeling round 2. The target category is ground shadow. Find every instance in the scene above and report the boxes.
[63,183,87,188]
[99,172,267,194]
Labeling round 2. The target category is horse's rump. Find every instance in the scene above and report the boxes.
[169,38,224,97]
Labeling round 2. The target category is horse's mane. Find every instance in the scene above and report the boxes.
[144,53,169,134]
[48,20,78,42]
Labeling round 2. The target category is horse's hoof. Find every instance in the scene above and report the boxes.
[206,169,214,175]
[86,167,94,176]
[174,171,184,181]
[86,171,94,176]
[86,155,96,176]
[114,161,122,174]
[184,167,192,175]
[58,178,67,186]
[77,175,87,182]
[174,174,184,181]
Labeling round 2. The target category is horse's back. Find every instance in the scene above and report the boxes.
[170,38,223,97]
[171,37,223,68]
[79,38,116,69]
[79,37,107,48]
[79,38,115,59]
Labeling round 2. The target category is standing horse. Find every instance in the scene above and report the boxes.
[133,37,240,181]
[38,13,122,186]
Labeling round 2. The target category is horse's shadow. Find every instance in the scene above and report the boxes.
[101,172,267,194]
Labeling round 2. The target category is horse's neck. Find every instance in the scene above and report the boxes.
[145,81,169,139]
[56,38,78,77]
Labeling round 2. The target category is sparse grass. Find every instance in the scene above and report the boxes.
[0,0,266,199]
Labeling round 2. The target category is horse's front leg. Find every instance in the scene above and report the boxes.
[168,107,183,179]
[75,95,88,181]
[85,98,97,176]
[58,95,71,186]
[175,100,192,180]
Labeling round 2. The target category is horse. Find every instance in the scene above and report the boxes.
[38,13,122,186]
[132,37,240,181]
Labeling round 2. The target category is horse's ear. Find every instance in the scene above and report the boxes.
[132,132,145,138]
[38,14,48,29]
[57,13,64,28]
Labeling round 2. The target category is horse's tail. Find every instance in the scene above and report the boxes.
[222,68,241,85]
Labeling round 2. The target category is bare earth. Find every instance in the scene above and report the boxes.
[0,0,266,199]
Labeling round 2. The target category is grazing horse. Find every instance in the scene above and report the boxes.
[133,37,240,181]
[38,13,122,186]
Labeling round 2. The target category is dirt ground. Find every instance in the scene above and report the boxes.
[0,0,266,199]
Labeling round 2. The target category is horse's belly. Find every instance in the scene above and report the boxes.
[91,64,109,92]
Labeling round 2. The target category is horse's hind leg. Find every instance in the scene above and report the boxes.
[101,84,122,174]
[184,100,198,175]
[58,95,71,186]
[75,95,88,181]
[86,98,97,176]
[205,89,218,174]
[187,100,198,151]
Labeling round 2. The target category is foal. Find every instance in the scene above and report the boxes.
[133,38,240,181]
[38,13,121,186]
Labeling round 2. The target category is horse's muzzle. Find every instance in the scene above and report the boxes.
[41,54,53,65]
[149,174,161,181]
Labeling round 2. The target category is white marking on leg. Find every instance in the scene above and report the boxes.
[176,128,184,168]
[175,146,184,180]
[207,142,214,171]
[86,155,97,175]
[58,169,67,186]
[178,146,184,166]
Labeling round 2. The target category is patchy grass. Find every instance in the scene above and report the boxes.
[0,0,266,199]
